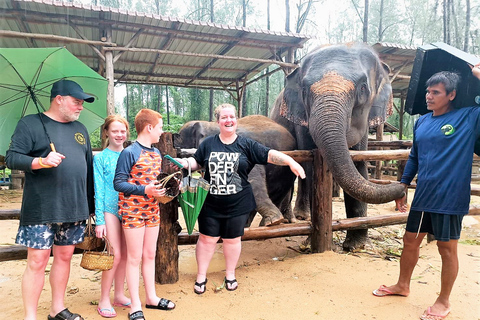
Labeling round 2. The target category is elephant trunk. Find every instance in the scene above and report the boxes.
[309,73,405,204]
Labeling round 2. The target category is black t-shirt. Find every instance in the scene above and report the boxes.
[193,134,270,218]
[6,113,94,225]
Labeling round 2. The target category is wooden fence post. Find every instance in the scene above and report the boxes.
[311,149,333,253]
[154,132,181,284]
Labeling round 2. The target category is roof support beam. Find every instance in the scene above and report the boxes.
[113,28,145,64]
[103,47,298,69]
[69,21,105,61]
[0,30,116,47]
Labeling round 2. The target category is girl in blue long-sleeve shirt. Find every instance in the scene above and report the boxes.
[94,115,131,317]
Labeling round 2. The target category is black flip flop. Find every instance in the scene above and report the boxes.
[194,278,208,294]
[47,308,84,320]
[145,298,175,311]
[225,277,238,291]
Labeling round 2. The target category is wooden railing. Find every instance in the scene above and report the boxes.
[1,138,479,284]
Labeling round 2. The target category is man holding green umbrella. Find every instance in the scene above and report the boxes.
[6,80,95,320]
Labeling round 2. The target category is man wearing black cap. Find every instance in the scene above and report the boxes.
[6,79,95,320]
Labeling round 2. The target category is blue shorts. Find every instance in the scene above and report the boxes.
[198,213,249,239]
[16,221,86,249]
[406,210,465,241]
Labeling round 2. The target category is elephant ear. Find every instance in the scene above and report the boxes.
[192,121,205,148]
[281,68,308,127]
[368,60,393,127]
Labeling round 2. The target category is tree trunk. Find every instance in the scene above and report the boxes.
[449,0,460,48]
[464,0,470,51]
[443,0,451,44]
[285,0,290,32]
[363,0,369,43]
[165,86,170,125]
[242,0,247,27]
[378,0,384,41]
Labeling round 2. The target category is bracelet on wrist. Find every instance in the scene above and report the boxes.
[38,157,52,168]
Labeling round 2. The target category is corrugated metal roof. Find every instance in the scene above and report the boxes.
[372,42,417,97]
[0,0,310,90]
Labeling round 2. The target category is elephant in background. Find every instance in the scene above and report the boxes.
[271,43,405,251]
[174,115,297,226]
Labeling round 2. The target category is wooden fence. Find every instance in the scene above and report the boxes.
[1,136,479,284]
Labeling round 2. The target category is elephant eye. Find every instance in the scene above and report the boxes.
[361,84,367,93]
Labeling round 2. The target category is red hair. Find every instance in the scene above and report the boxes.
[134,109,162,133]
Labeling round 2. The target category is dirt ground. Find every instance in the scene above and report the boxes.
[0,188,479,320]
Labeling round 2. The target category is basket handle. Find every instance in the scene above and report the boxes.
[102,236,114,256]
[85,216,95,234]
[158,171,183,187]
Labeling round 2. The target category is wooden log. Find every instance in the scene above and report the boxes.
[368,140,413,148]
[103,46,298,69]
[0,245,96,262]
[0,30,117,46]
[153,133,180,284]
[468,205,480,215]
[350,149,410,161]
[471,185,480,196]
[0,245,27,262]
[0,209,20,220]
[311,150,333,253]
[178,148,313,163]
[332,213,408,231]
[471,174,480,181]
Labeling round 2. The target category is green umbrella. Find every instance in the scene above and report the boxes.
[0,47,108,156]
[179,165,211,235]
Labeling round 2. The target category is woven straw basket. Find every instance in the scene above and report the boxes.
[80,237,114,271]
[76,216,103,250]
[154,171,183,204]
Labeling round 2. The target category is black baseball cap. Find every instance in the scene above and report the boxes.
[50,79,95,103]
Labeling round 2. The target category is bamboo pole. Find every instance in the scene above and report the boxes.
[105,26,115,116]
[103,47,298,69]
[0,30,116,46]
[350,149,410,161]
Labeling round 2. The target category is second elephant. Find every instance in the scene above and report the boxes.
[174,115,297,226]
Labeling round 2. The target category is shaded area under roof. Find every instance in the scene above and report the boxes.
[372,42,417,99]
[0,0,310,91]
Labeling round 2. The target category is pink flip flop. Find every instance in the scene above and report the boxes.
[97,307,117,318]
[112,302,131,308]
[372,285,406,297]
[420,306,451,320]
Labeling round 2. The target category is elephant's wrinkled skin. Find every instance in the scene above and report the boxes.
[174,115,297,226]
[271,43,405,250]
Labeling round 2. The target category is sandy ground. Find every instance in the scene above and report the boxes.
[0,188,479,320]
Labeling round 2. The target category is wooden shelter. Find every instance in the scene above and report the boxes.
[372,43,417,140]
[0,0,310,116]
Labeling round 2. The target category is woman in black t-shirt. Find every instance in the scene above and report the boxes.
[174,103,305,294]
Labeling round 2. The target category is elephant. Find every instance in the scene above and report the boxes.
[173,115,297,226]
[270,43,405,251]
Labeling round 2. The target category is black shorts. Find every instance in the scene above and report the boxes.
[198,213,249,239]
[406,210,465,241]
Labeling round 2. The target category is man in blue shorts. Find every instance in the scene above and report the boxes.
[6,80,95,320]
[372,65,480,320]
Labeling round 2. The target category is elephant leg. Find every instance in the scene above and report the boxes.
[245,210,257,227]
[248,165,286,226]
[278,186,296,223]
[293,162,311,221]
[343,137,369,251]
[342,187,368,251]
